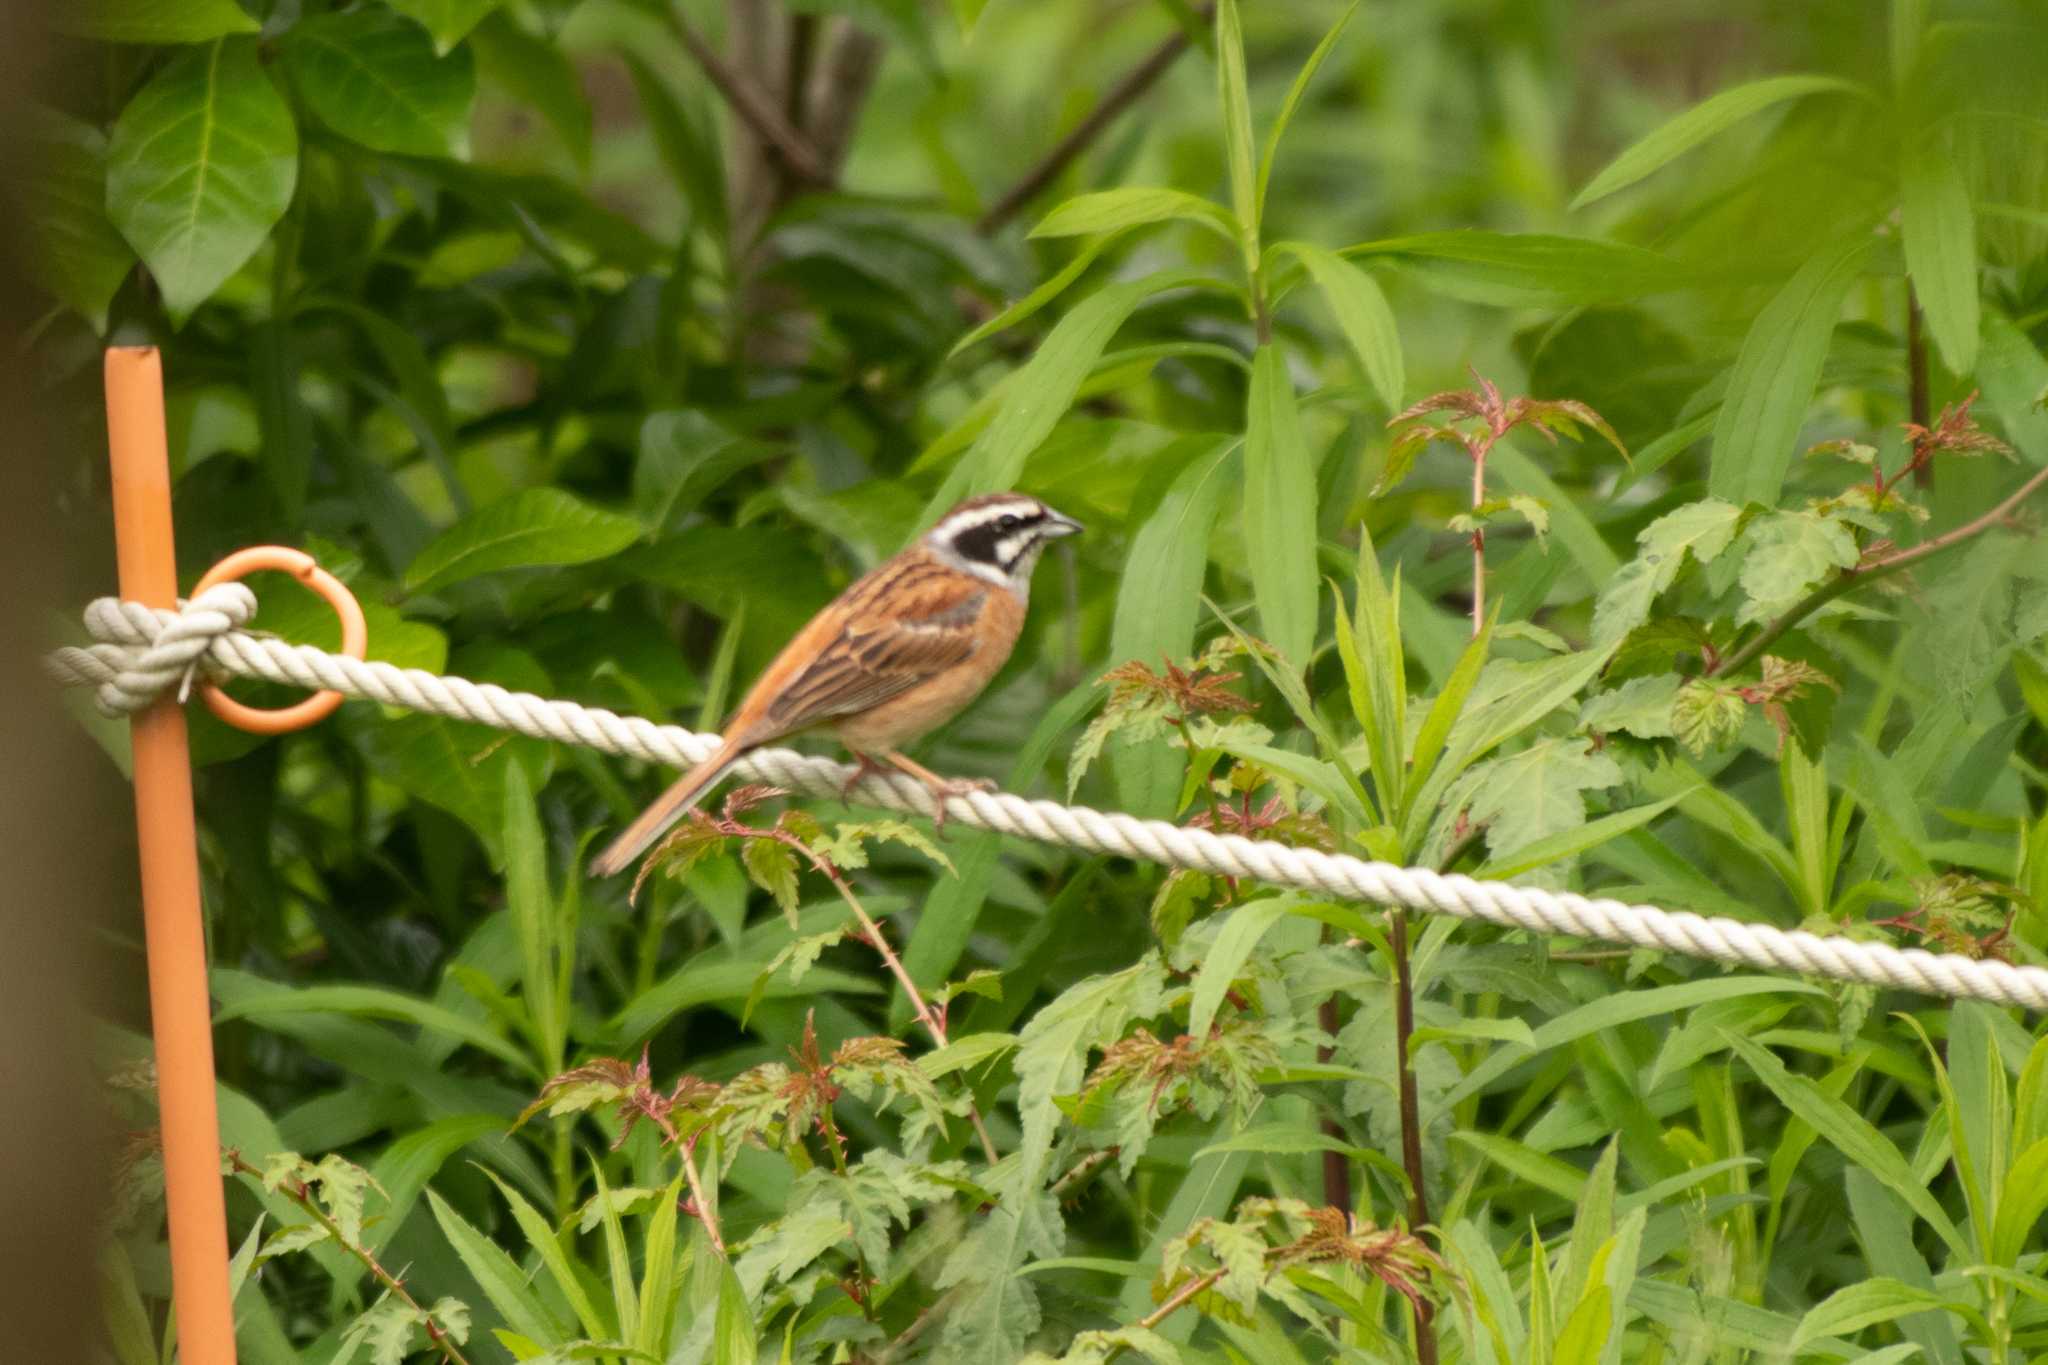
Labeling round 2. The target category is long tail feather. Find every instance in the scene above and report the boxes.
[589,743,745,878]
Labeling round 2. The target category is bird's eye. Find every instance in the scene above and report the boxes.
[997,513,1022,531]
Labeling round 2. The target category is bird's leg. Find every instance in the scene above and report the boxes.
[881,749,995,837]
[840,749,889,804]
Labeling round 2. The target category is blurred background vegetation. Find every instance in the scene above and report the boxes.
[21,0,2048,1359]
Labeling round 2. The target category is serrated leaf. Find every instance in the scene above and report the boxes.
[1736,510,1859,626]
[106,38,297,322]
[405,488,641,592]
[428,1190,566,1343]
[284,10,476,159]
[1709,234,1874,505]
[1243,345,1321,671]
[1572,75,1866,207]
[1277,240,1403,410]
[1579,674,1681,739]
[740,838,801,925]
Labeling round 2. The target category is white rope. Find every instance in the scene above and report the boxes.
[46,587,2048,1010]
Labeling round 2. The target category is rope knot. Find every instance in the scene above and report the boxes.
[49,583,259,716]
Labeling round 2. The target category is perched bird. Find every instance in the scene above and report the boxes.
[590,492,1082,877]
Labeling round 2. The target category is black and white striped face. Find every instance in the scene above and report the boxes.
[925,493,1082,590]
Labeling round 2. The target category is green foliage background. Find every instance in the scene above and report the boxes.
[27,0,2048,1360]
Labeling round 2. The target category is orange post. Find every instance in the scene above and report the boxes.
[106,348,239,1364]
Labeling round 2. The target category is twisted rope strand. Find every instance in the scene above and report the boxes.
[45,587,2048,1010]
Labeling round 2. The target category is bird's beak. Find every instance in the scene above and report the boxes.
[1045,510,1084,538]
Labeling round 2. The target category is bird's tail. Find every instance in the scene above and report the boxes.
[589,742,746,878]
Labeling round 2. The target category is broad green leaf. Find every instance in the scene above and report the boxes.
[1275,240,1403,410]
[1901,129,1979,374]
[283,10,477,159]
[1991,1137,2048,1266]
[1243,345,1321,671]
[429,1190,567,1343]
[713,1257,757,1365]
[1449,739,1623,880]
[214,983,532,1074]
[622,51,727,246]
[1591,498,1743,645]
[24,109,135,330]
[359,1115,501,1272]
[1723,1031,1968,1260]
[60,0,258,42]
[503,762,566,1071]
[1846,1168,1964,1364]
[1214,0,1259,267]
[1735,510,1859,626]
[1109,437,1239,817]
[1978,310,2048,459]
[471,11,592,171]
[1709,235,1874,505]
[1552,1285,1611,1365]
[922,268,1217,519]
[1188,897,1296,1038]
[406,488,641,592]
[1255,2,1357,220]
[1788,1278,1961,1351]
[1572,75,1866,208]
[106,38,297,322]
[918,1032,1019,1080]
[1030,187,1237,243]
[612,956,883,1043]
[1342,232,1688,308]
[99,1245,156,1365]
[1433,647,1614,794]
[633,1174,686,1355]
[386,0,503,53]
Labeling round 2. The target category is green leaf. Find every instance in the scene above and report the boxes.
[1188,896,1295,1039]
[1476,790,1690,881]
[1788,1277,1962,1351]
[385,0,503,54]
[23,109,135,330]
[1901,128,1979,374]
[471,12,592,171]
[106,38,297,322]
[1735,510,1859,626]
[1579,675,1683,740]
[1722,1031,1968,1260]
[1571,75,1866,208]
[740,838,801,926]
[713,1257,757,1365]
[922,268,1216,519]
[405,488,641,592]
[949,235,1117,357]
[429,1189,567,1343]
[1030,187,1237,243]
[214,983,532,1074]
[1591,498,1743,645]
[1552,1284,1611,1365]
[1708,234,1874,506]
[1342,233,1688,309]
[1194,1124,1377,1164]
[1275,240,1404,411]
[283,10,477,159]
[479,1169,611,1341]
[60,0,258,42]
[1449,739,1623,880]
[1409,613,1493,803]
[1255,2,1357,221]
[1109,438,1238,817]
[1243,345,1321,671]
[1214,0,1259,269]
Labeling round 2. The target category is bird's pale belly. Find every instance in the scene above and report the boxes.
[833,653,1002,751]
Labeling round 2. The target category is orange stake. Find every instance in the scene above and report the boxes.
[106,348,238,1364]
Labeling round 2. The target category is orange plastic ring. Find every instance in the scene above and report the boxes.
[191,546,368,734]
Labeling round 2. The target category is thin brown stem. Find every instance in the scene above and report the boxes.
[670,7,828,186]
[1051,1146,1118,1199]
[1389,908,1438,1365]
[1711,461,2048,679]
[1316,994,1353,1213]
[639,1104,729,1258]
[1470,442,1490,636]
[975,9,1211,235]
[226,1153,474,1365]
[1139,1267,1227,1331]
[1907,287,1932,490]
[774,831,1003,1165]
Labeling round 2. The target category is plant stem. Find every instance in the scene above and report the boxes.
[1907,287,1931,490]
[668,6,828,186]
[1470,438,1490,636]
[226,1154,474,1365]
[1711,461,2048,679]
[1316,995,1353,1213]
[975,7,1212,234]
[1139,1268,1227,1330]
[641,1108,728,1258]
[1389,908,1438,1365]
[775,831,1003,1165]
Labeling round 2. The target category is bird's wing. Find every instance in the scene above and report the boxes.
[759,559,987,735]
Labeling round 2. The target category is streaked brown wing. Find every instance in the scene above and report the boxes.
[763,560,986,734]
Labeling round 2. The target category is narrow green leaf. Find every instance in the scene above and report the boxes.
[1901,129,1980,374]
[713,1257,756,1364]
[1109,437,1239,817]
[1708,234,1874,505]
[1342,233,1688,309]
[1214,0,1259,267]
[1991,1137,2048,1266]
[634,1174,686,1355]
[61,0,258,42]
[949,235,1117,357]
[481,1169,611,1341]
[1451,1133,1589,1203]
[1276,240,1404,410]
[405,488,641,593]
[1572,75,1866,208]
[1189,897,1296,1038]
[1243,345,1321,671]
[1723,1031,1968,1260]
[1475,791,1692,881]
[106,38,297,322]
[428,1190,566,1343]
[284,10,475,158]
[1408,613,1493,803]
[1789,1277,1961,1351]
[215,983,532,1074]
[1552,1285,1611,1365]
[1254,2,1357,220]
[1030,187,1237,243]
